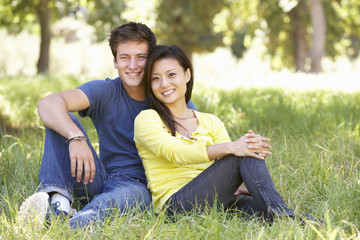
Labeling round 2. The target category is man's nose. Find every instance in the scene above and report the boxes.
[128,58,137,69]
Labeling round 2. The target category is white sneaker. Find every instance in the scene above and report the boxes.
[18,192,50,228]
[69,208,77,217]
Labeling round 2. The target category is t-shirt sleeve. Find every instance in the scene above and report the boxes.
[134,110,212,165]
[186,99,197,111]
[77,79,114,120]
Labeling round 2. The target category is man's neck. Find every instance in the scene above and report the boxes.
[123,85,146,101]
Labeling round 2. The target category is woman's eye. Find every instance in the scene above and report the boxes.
[169,73,176,77]
[152,76,159,81]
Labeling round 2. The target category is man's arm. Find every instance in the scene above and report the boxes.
[37,89,89,137]
[37,89,95,184]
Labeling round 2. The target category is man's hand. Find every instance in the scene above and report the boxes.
[69,140,96,184]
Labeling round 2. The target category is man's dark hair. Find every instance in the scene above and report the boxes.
[109,22,157,59]
[143,45,194,136]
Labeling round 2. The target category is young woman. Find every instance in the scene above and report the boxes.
[134,45,303,221]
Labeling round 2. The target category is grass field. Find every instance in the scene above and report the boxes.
[1,75,359,239]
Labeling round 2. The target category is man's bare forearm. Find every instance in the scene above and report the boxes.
[37,89,90,139]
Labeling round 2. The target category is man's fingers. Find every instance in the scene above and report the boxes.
[83,157,96,184]
[89,158,96,183]
[76,159,83,182]
[83,160,90,184]
[71,157,76,177]
[68,141,95,184]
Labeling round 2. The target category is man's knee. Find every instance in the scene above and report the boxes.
[69,112,81,124]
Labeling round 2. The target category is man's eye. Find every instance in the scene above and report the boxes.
[138,55,146,60]
[119,56,128,60]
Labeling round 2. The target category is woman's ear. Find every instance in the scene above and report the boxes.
[185,68,191,83]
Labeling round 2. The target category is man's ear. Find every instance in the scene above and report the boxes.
[113,58,117,69]
[185,68,191,83]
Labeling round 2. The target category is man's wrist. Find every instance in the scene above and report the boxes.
[66,135,86,144]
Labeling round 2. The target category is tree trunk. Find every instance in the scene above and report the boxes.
[289,1,307,72]
[36,0,51,74]
[309,0,326,73]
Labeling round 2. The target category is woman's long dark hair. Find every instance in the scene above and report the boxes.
[143,45,194,136]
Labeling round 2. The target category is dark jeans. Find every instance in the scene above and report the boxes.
[165,155,294,221]
[38,113,151,228]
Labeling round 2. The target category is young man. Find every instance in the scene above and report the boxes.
[18,22,196,229]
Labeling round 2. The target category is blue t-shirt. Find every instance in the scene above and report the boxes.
[78,77,196,183]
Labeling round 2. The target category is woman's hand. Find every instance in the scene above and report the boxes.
[206,130,272,161]
[230,130,272,160]
[234,186,251,196]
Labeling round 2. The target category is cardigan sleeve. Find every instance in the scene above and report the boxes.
[134,110,212,165]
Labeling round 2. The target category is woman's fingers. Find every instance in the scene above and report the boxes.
[247,142,271,152]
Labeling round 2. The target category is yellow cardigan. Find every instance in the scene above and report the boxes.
[134,109,231,210]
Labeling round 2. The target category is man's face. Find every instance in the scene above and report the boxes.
[113,41,149,92]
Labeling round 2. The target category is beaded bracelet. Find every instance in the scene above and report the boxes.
[66,136,87,144]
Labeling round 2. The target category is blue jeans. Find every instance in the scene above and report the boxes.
[38,113,151,228]
[165,155,295,221]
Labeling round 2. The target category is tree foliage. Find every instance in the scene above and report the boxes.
[329,0,360,60]
[218,0,360,72]
[80,0,127,42]
[0,0,78,33]
[0,0,126,39]
[0,0,126,74]
[154,0,227,58]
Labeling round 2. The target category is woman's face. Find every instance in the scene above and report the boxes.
[150,58,191,106]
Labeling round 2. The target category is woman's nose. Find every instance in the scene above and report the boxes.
[160,78,170,88]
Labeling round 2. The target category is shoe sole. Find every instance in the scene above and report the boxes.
[18,192,49,228]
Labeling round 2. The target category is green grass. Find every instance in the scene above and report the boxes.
[1,75,360,239]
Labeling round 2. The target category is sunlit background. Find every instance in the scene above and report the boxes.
[1,0,359,91]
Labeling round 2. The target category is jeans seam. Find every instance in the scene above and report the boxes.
[247,158,293,217]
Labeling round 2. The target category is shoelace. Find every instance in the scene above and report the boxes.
[48,202,69,217]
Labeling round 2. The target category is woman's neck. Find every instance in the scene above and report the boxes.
[167,103,197,139]
[167,102,192,119]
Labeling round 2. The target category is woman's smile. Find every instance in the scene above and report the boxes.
[162,89,175,96]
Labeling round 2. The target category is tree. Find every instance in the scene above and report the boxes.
[219,0,360,73]
[154,0,227,59]
[309,0,326,73]
[288,0,307,72]
[36,0,51,74]
[0,0,126,74]
[0,0,71,74]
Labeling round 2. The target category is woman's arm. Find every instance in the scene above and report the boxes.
[135,110,213,165]
[135,111,271,164]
